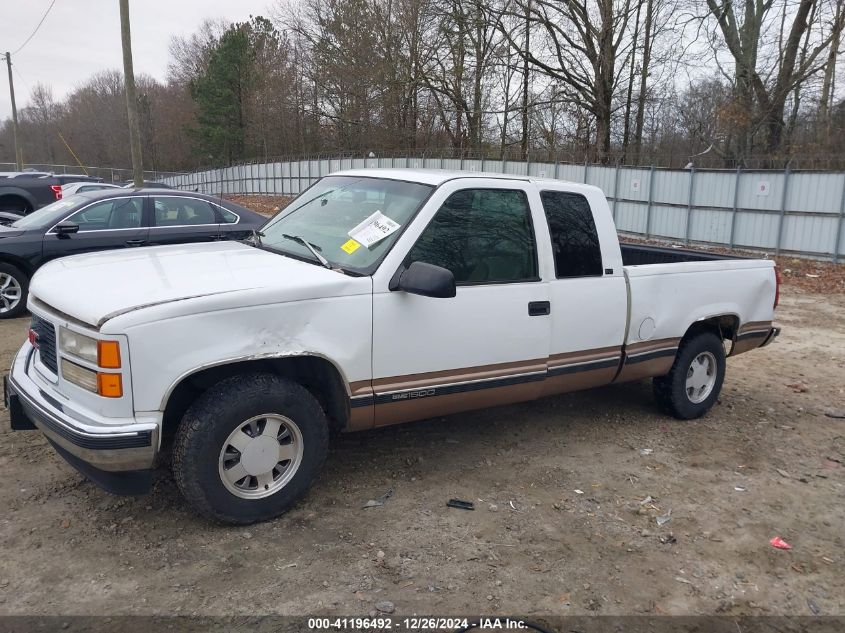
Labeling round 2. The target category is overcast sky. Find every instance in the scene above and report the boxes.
[0,0,270,120]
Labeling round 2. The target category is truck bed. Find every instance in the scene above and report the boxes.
[620,242,743,266]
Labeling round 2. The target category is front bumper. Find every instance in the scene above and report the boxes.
[5,347,158,495]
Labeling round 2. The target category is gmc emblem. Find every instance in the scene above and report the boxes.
[28,329,39,349]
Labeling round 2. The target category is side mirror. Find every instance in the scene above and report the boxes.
[55,222,79,237]
[390,261,456,298]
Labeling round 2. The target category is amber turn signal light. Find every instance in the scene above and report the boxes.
[97,340,121,368]
[97,373,122,398]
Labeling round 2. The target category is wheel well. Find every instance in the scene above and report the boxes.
[0,194,33,213]
[0,255,33,277]
[683,315,739,345]
[160,356,349,447]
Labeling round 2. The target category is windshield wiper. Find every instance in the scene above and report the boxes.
[281,234,332,269]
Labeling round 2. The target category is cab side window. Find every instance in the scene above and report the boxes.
[540,191,603,278]
[64,198,143,231]
[406,189,538,284]
[152,197,217,227]
[218,206,240,223]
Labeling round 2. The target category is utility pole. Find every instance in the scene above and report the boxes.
[520,0,530,161]
[119,0,143,187]
[4,52,22,170]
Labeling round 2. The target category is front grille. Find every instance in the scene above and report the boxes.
[31,315,58,374]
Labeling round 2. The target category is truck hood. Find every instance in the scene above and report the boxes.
[30,241,362,328]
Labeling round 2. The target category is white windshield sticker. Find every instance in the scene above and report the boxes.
[348,211,400,248]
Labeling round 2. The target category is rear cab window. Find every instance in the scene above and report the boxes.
[540,190,603,278]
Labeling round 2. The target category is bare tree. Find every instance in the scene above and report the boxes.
[495,0,635,162]
[703,0,840,162]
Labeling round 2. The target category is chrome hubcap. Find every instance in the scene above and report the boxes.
[0,273,22,314]
[218,414,304,499]
[686,351,717,404]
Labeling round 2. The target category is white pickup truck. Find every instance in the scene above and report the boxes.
[5,169,780,524]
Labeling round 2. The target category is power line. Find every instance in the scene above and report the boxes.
[12,0,59,56]
[12,64,33,97]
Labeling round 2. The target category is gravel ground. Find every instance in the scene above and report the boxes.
[0,285,842,617]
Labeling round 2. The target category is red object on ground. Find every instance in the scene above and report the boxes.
[770,536,792,550]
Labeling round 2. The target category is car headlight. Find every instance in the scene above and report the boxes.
[60,358,98,392]
[59,327,121,368]
[59,327,98,363]
[60,358,123,397]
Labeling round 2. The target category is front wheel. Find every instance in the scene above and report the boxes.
[172,373,329,524]
[0,263,29,319]
[653,331,726,420]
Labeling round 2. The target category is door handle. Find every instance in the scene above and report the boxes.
[125,239,146,247]
[528,301,550,316]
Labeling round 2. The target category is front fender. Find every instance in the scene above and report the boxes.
[120,294,373,413]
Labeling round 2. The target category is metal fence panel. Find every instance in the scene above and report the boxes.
[553,164,579,182]
[650,205,686,239]
[615,200,648,234]
[738,171,787,211]
[780,214,839,254]
[505,161,528,176]
[617,167,652,203]
[586,165,615,193]
[161,156,845,260]
[692,171,735,209]
[689,208,733,244]
[528,162,550,178]
[652,169,688,206]
[787,172,843,214]
[734,211,780,249]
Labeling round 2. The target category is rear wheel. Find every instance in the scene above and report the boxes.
[653,331,725,419]
[0,263,28,319]
[172,373,329,524]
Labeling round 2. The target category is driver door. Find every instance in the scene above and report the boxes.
[370,184,551,427]
[42,196,148,264]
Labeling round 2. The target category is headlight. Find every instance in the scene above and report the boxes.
[61,358,97,392]
[59,327,98,364]
[59,327,121,368]
[61,358,123,397]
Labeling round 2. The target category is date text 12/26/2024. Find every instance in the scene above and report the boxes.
[307,617,543,631]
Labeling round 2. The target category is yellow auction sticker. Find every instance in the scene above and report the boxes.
[341,239,361,254]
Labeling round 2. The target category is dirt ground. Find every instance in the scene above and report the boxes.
[0,285,843,617]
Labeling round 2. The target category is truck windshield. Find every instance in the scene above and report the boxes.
[260,176,433,274]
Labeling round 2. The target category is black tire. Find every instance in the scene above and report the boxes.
[0,263,29,319]
[653,331,726,420]
[172,373,329,524]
